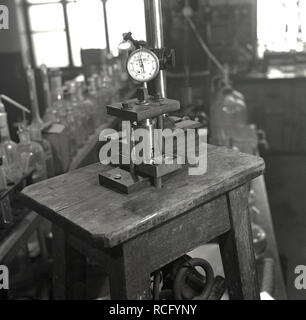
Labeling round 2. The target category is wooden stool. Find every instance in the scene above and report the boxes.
[21,145,264,300]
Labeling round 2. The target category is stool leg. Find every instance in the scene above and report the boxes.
[219,184,260,300]
[109,240,151,300]
[52,224,87,300]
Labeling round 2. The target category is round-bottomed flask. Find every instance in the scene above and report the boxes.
[30,125,55,178]
[0,101,23,183]
[210,78,248,146]
[18,126,47,183]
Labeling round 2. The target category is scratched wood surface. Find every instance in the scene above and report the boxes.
[21,145,265,248]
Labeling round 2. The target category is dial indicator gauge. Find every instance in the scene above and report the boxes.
[127,48,160,82]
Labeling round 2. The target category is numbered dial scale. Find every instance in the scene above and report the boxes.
[127,48,160,82]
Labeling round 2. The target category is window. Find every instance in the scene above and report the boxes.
[106,0,146,57]
[257,0,306,57]
[26,0,146,68]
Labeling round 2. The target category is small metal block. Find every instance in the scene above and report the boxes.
[99,168,150,194]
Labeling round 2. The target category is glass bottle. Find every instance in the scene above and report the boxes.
[113,57,123,92]
[18,125,47,183]
[67,82,87,147]
[40,64,52,121]
[30,125,55,178]
[76,81,95,135]
[248,188,267,260]
[63,90,78,158]
[44,69,63,123]
[100,65,113,105]
[0,100,23,183]
[88,75,105,125]
[0,157,13,227]
[210,67,248,146]
[26,65,55,178]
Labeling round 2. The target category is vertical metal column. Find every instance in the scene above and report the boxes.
[144,0,167,100]
[144,0,166,188]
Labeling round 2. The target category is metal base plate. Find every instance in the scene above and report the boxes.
[99,168,150,194]
[107,98,180,122]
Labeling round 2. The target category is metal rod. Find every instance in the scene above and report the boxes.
[102,0,111,55]
[144,0,167,99]
[185,16,225,75]
[0,95,31,114]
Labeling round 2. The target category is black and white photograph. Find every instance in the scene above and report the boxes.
[0,0,305,305]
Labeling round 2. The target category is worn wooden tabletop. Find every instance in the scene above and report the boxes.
[21,145,265,248]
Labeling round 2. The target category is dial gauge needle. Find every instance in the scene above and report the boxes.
[138,53,145,74]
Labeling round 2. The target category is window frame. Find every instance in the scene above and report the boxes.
[23,0,147,69]
[23,0,85,69]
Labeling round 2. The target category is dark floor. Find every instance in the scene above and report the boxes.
[264,154,306,300]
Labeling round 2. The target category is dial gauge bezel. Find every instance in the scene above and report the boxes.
[126,48,160,83]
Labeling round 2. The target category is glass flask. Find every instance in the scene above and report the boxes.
[96,74,109,121]
[252,222,267,260]
[222,88,248,128]
[30,125,55,178]
[76,81,95,135]
[0,157,13,227]
[40,64,52,120]
[210,71,248,146]
[26,65,55,178]
[67,82,87,147]
[45,71,78,159]
[248,189,267,260]
[113,57,124,92]
[44,68,63,123]
[88,75,105,126]
[26,66,45,129]
[64,90,78,158]
[100,65,113,105]
[0,100,23,183]
[18,125,47,183]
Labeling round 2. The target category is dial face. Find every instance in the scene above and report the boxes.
[127,48,160,82]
